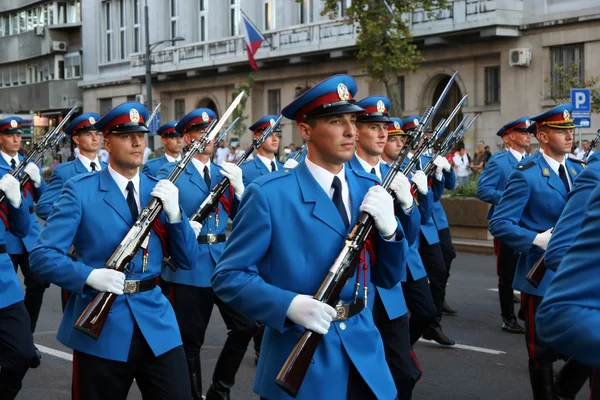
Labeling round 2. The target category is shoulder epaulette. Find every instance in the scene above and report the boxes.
[253,168,293,186]
[67,171,96,184]
[517,160,536,171]
[568,156,586,166]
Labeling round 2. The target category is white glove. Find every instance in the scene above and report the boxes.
[189,220,202,239]
[151,180,182,223]
[220,162,245,197]
[533,228,552,251]
[24,163,41,188]
[360,185,399,237]
[433,156,445,181]
[0,174,22,208]
[441,156,452,172]
[411,170,428,195]
[389,173,414,209]
[286,294,337,335]
[85,269,126,295]
[283,158,299,169]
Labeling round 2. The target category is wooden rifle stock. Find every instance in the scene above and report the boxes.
[525,253,546,288]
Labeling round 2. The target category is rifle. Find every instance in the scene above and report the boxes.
[583,129,600,162]
[73,91,245,340]
[274,72,461,398]
[525,227,554,288]
[189,115,284,225]
[0,106,78,204]
[292,142,308,162]
[148,103,161,126]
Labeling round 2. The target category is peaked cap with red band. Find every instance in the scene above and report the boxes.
[249,115,281,134]
[357,96,392,123]
[387,117,406,137]
[496,116,532,137]
[64,113,101,136]
[175,108,216,135]
[402,116,421,132]
[0,117,23,134]
[281,74,364,122]
[156,121,181,137]
[530,104,576,130]
[93,102,149,136]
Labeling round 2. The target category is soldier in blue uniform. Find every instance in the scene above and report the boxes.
[212,74,410,400]
[142,121,182,177]
[30,102,200,399]
[0,166,36,399]
[476,116,530,334]
[157,108,256,400]
[0,116,47,363]
[241,115,283,186]
[489,104,586,399]
[403,117,456,346]
[349,97,425,398]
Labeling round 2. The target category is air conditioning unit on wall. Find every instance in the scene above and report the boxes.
[52,41,68,52]
[509,48,532,67]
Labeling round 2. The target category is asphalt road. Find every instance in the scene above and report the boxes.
[19,251,591,399]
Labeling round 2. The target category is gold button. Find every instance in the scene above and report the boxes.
[340,323,346,330]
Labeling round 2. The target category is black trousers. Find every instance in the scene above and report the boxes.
[10,252,48,332]
[373,292,422,400]
[0,301,37,397]
[521,293,557,369]
[418,235,449,321]
[169,283,258,393]
[591,369,600,400]
[494,238,520,318]
[402,271,437,345]
[73,325,190,400]
[437,228,456,273]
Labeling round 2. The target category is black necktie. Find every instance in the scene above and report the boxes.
[126,181,139,221]
[271,161,276,172]
[331,176,349,229]
[370,167,377,176]
[558,164,570,193]
[10,159,16,170]
[203,166,211,190]
[90,162,97,172]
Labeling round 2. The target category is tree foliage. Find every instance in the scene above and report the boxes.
[231,74,255,139]
[545,63,600,113]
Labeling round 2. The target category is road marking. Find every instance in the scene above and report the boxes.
[36,344,73,362]
[486,288,521,295]
[417,339,506,355]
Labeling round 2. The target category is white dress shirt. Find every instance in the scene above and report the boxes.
[305,158,351,222]
[108,165,141,213]
[256,154,278,172]
[77,154,102,172]
[165,153,182,163]
[191,158,211,179]
[1,151,19,169]
[541,151,571,189]
[355,153,382,181]
[508,148,526,163]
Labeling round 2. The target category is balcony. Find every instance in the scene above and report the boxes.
[0,79,82,112]
[0,28,72,64]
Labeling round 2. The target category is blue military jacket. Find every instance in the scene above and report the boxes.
[488,152,585,296]
[536,181,600,368]
[241,157,283,187]
[142,154,172,178]
[36,157,107,220]
[158,161,239,287]
[544,153,597,271]
[0,164,31,308]
[476,149,520,220]
[30,169,199,362]
[211,161,409,400]
[422,153,456,231]
[0,155,46,254]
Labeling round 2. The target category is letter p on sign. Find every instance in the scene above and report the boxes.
[571,89,591,112]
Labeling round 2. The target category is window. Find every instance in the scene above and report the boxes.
[170,0,178,39]
[230,0,240,36]
[119,0,126,59]
[267,89,281,115]
[64,52,81,78]
[57,2,67,24]
[264,2,273,31]
[550,43,585,98]
[485,66,500,105]
[0,15,7,36]
[338,0,349,18]
[103,2,112,62]
[133,0,141,52]
[198,0,207,42]
[99,98,113,115]
[298,0,313,24]
[174,98,186,119]
[127,95,136,102]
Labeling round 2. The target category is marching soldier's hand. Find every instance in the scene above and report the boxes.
[85,269,126,295]
[24,163,42,187]
[189,221,202,239]
[433,156,449,180]
[389,173,414,210]
[360,185,399,238]
[286,294,337,335]
[152,180,182,223]
[411,170,429,195]
[220,162,245,197]
[283,158,299,169]
[533,228,552,251]
[0,174,22,208]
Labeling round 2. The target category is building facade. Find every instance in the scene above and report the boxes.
[80,0,600,152]
[0,0,83,145]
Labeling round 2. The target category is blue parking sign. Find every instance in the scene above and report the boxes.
[571,89,591,112]
[149,112,161,134]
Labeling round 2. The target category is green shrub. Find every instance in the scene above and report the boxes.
[450,180,478,197]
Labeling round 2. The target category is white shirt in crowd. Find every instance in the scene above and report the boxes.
[142,147,152,164]
[453,152,472,177]
[214,146,231,166]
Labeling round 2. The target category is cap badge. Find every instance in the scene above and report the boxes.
[376,100,386,113]
[10,120,17,128]
[88,116,96,125]
[525,120,531,127]
[563,109,571,121]
[413,118,420,126]
[394,121,401,130]
[337,83,350,101]
[129,109,140,123]
[269,118,275,127]
[202,112,210,122]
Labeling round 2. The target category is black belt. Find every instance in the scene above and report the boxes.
[333,298,365,321]
[0,244,6,254]
[123,278,156,294]
[198,234,226,245]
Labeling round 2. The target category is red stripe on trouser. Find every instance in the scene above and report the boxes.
[62,289,71,306]
[410,349,423,383]
[525,294,538,368]
[493,238,502,282]
[155,276,161,286]
[168,283,175,307]
[72,351,80,400]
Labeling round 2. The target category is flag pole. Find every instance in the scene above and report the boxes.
[241,9,275,49]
